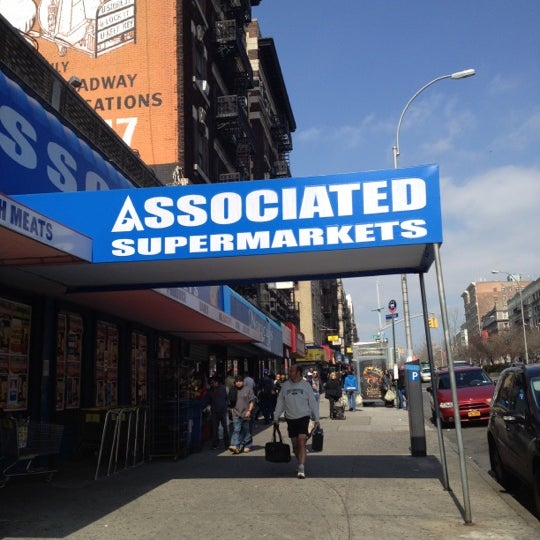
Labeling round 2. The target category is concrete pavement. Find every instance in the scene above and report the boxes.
[1,402,539,539]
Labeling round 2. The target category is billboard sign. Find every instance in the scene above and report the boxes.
[0,0,178,168]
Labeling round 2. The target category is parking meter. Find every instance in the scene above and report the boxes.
[405,363,426,457]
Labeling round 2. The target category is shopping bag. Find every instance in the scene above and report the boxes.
[311,427,324,452]
[355,394,363,407]
[384,389,396,402]
[265,425,291,463]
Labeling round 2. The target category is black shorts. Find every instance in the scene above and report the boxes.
[286,416,310,438]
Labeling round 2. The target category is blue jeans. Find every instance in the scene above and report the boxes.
[397,388,407,409]
[346,390,356,411]
[259,396,272,423]
[230,417,251,449]
[211,411,229,447]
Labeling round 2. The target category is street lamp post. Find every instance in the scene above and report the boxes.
[491,270,529,364]
[393,68,476,363]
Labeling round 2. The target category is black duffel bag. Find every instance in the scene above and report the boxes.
[310,427,324,452]
[265,425,291,463]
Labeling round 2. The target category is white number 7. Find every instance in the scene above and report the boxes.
[104,117,138,146]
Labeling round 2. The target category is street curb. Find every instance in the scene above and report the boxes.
[426,417,540,528]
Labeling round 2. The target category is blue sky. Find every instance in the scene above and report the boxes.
[254,1,540,351]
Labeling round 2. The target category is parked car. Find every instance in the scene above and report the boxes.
[427,364,495,427]
[420,366,431,383]
[487,363,540,517]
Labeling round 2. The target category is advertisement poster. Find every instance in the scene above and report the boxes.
[55,311,83,410]
[0,0,179,170]
[96,320,119,407]
[157,336,170,359]
[130,331,147,405]
[0,298,31,410]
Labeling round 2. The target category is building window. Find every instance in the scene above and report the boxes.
[194,40,206,81]
[196,123,208,173]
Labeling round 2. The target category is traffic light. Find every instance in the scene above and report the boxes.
[428,316,439,329]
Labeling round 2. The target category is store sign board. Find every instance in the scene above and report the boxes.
[0,71,137,195]
[17,164,442,265]
[0,193,92,261]
[282,323,292,347]
[155,286,260,341]
[305,347,326,362]
[223,287,283,354]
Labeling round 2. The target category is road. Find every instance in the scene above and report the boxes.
[420,383,537,518]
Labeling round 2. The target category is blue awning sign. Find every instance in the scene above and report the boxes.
[17,164,442,265]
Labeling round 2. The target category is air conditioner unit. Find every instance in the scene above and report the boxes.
[196,24,205,42]
[197,106,207,125]
[192,76,210,97]
[200,80,210,96]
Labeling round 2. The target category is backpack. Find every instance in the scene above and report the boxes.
[259,376,273,397]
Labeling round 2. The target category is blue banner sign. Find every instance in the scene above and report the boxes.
[223,288,283,354]
[16,164,442,264]
[0,70,136,194]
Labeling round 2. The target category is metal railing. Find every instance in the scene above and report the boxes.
[94,406,148,480]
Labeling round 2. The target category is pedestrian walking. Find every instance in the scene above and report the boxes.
[381,368,395,407]
[204,376,230,449]
[273,364,320,479]
[343,370,359,412]
[228,375,255,454]
[397,366,407,410]
[224,369,235,394]
[310,369,323,406]
[324,371,342,419]
[257,369,274,424]
[242,371,256,444]
[272,373,283,413]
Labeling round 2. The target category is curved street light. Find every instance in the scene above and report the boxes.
[393,68,476,362]
[491,270,529,364]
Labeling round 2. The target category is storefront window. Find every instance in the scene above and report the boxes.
[0,298,31,411]
[96,321,119,407]
[56,311,83,410]
[130,331,148,405]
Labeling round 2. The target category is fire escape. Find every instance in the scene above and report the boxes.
[271,113,293,178]
[215,2,255,181]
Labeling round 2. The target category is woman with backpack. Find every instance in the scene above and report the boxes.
[324,371,342,419]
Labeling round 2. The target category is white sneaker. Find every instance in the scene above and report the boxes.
[297,471,305,479]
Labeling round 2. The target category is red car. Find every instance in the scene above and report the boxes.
[428,364,495,427]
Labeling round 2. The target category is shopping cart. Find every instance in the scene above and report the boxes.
[1,417,64,487]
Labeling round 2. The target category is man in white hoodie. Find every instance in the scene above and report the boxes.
[273,364,320,479]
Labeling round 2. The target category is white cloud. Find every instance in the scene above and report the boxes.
[296,126,322,142]
[488,74,521,96]
[344,164,540,347]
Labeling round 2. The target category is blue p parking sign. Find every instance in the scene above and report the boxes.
[405,364,420,383]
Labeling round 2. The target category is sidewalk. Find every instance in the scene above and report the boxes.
[1,403,539,539]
